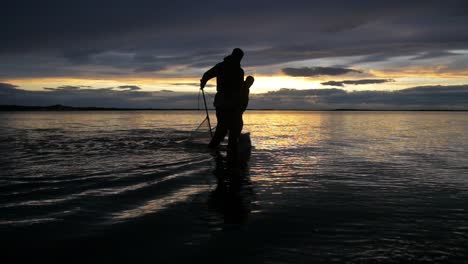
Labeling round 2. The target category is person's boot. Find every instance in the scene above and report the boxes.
[208,140,220,149]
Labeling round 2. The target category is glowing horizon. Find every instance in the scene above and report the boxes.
[3,49,468,94]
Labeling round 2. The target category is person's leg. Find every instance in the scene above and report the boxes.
[227,110,242,158]
[209,109,228,148]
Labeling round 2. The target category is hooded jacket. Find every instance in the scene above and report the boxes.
[201,55,244,109]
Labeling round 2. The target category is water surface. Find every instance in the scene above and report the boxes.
[1,111,468,263]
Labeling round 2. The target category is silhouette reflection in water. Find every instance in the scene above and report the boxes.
[208,133,254,225]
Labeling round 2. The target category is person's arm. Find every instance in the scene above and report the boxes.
[200,64,219,89]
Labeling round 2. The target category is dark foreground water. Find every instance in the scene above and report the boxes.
[1,111,468,263]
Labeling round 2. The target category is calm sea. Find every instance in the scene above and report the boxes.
[1,111,468,263]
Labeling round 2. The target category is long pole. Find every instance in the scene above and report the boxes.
[201,88,213,137]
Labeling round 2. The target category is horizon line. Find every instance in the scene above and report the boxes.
[1,104,467,112]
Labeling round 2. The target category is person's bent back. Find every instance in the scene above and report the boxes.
[200,48,244,110]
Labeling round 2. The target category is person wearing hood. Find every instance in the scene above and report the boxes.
[200,48,245,155]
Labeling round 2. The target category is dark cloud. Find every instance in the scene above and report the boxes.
[249,85,468,110]
[410,51,459,60]
[264,88,346,97]
[320,81,346,87]
[133,54,157,63]
[44,85,84,91]
[397,85,468,94]
[0,82,19,90]
[133,64,166,73]
[352,53,406,64]
[63,48,104,65]
[282,67,362,77]
[0,83,20,96]
[321,79,395,87]
[0,83,200,109]
[2,83,467,110]
[44,85,143,92]
[1,1,468,78]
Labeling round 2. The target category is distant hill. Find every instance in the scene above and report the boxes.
[0,104,79,111]
[0,105,191,111]
[0,104,121,111]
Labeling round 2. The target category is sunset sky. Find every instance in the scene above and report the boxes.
[1,0,468,109]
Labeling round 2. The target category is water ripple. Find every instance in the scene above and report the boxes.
[1,111,468,263]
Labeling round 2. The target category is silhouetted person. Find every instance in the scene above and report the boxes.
[241,76,254,111]
[200,48,245,156]
[239,75,254,133]
[214,75,254,168]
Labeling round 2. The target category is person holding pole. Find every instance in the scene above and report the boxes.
[200,48,245,157]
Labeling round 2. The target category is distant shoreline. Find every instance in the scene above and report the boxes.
[0,105,467,112]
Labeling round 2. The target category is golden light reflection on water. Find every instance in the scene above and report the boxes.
[241,111,468,188]
[243,111,324,150]
[243,111,468,162]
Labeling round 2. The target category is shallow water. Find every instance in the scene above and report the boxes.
[1,111,468,263]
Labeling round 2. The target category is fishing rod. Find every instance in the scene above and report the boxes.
[201,88,213,138]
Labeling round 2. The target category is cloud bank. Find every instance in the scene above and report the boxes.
[282,67,362,77]
[321,79,394,87]
[1,83,467,110]
[1,1,467,78]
